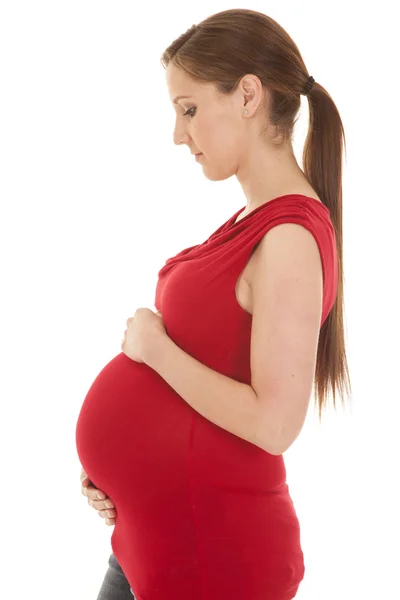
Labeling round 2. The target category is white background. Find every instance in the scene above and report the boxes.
[1,1,399,599]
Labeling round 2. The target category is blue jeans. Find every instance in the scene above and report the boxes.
[96,553,136,599]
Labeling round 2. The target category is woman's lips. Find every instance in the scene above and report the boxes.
[195,153,203,161]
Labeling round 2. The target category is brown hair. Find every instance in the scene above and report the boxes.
[160,8,352,421]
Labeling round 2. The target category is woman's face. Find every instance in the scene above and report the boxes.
[166,63,248,182]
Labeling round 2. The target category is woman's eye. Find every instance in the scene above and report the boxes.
[183,107,196,118]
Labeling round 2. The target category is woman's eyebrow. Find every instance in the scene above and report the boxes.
[173,95,193,104]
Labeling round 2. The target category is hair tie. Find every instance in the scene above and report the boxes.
[303,76,315,96]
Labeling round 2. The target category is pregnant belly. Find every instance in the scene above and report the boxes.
[75,353,304,597]
[75,352,194,508]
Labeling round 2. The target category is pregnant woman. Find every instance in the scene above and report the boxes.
[75,8,351,600]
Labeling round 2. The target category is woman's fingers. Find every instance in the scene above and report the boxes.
[80,469,116,525]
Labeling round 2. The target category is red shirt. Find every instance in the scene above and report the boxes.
[76,194,338,600]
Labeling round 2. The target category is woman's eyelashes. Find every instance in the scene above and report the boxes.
[183,107,197,118]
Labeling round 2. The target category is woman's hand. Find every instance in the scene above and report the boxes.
[80,468,116,526]
[121,308,166,364]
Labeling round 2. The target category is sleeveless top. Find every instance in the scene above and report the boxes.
[75,194,338,600]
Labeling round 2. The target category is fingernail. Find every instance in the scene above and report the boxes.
[97,493,105,499]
